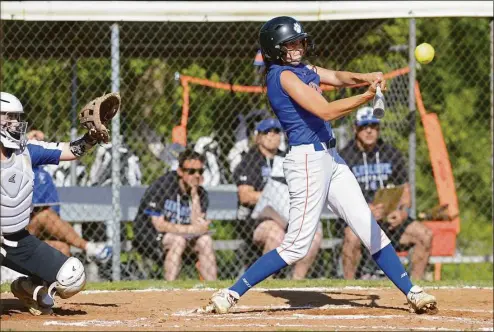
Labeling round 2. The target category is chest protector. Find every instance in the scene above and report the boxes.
[1,149,34,234]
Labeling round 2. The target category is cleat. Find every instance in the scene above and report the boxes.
[86,242,113,264]
[194,303,215,314]
[407,285,438,314]
[207,289,240,314]
[11,277,54,316]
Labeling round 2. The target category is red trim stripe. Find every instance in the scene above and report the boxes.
[280,153,309,254]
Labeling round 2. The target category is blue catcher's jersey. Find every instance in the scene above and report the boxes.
[27,141,63,167]
[266,63,333,146]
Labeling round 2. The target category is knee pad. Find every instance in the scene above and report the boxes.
[48,257,86,299]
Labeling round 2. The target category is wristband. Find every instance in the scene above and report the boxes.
[69,133,97,157]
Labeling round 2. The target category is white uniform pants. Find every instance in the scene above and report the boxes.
[277,144,390,265]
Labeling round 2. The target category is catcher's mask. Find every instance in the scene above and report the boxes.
[259,16,315,66]
[1,92,28,151]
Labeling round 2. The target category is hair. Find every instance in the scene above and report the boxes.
[178,148,205,168]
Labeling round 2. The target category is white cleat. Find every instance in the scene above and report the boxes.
[203,289,240,314]
[10,277,54,316]
[406,285,438,314]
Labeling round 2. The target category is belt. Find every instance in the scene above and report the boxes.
[288,137,336,153]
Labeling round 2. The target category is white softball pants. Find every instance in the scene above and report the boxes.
[276,144,391,265]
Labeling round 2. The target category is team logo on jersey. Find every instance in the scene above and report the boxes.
[8,174,16,183]
[293,22,302,33]
[309,82,322,94]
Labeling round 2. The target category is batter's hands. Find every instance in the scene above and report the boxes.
[366,72,387,92]
[386,209,407,230]
[369,203,385,221]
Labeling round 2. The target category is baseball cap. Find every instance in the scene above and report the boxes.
[256,118,282,133]
[355,106,380,127]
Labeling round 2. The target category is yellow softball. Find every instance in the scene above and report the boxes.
[415,43,435,65]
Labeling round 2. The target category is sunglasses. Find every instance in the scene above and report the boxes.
[182,167,205,175]
[260,128,281,135]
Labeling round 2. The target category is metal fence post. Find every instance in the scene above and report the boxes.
[111,23,121,281]
[408,18,417,219]
[70,58,78,186]
[490,19,493,226]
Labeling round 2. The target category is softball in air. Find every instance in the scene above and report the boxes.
[415,43,435,64]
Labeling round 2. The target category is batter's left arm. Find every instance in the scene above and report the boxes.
[315,66,386,90]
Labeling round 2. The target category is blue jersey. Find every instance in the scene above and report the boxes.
[32,165,61,215]
[266,63,333,146]
[27,141,63,167]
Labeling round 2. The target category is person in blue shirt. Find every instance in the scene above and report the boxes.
[201,16,437,315]
[338,108,433,280]
[26,130,112,263]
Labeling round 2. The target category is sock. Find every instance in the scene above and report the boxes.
[230,249,288,297]
[372,243,413,295]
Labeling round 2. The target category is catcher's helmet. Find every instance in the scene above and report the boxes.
[0,92,28,151]
[259,16,313,65]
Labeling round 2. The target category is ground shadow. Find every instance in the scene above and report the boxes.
[237,290,408,314]
[72,302,119,307]
[52,307,87,316]
[1,299,87,316]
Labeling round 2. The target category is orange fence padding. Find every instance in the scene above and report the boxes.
[414,81,460,234]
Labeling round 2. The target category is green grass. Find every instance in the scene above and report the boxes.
[2,278,492,294]
[441,262,493,281]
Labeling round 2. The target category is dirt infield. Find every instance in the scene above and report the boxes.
[1,286,493,331]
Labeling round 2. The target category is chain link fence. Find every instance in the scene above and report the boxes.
[1,17,492,282]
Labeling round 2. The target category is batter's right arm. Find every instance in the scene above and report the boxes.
[280,70,377,122]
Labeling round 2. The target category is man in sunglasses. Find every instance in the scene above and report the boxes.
[337,107,433,280]
[233,118,322,279]
[132,149,217,281]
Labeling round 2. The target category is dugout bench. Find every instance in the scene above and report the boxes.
[57,183,464,281]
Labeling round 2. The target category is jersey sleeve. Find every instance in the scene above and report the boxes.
[27,140,63,167]
[141,180,166,217]
[233,157,256,187]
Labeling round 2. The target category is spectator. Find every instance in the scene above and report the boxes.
[233,118,322,279]
[25,130,113,263]
[338,107,433,280]
[132,148,217,281]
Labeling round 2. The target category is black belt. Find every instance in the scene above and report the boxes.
[288,137,336,152]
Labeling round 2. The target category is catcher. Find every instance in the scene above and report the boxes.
[0,91,120,315]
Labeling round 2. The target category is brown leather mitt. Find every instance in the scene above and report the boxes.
[79,92,121,144]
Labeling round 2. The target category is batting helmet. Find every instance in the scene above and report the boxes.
[259,16,313,65]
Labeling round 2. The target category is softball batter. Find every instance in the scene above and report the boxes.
[203,16,437,315]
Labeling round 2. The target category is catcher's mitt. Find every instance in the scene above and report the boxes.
[79,92,121,144]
